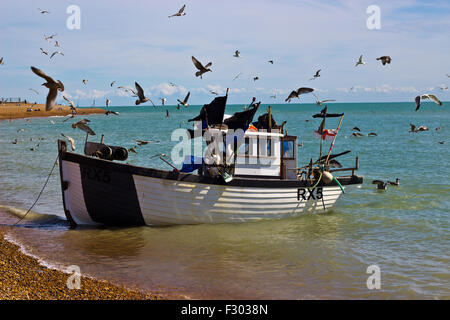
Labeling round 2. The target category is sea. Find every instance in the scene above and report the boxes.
[0,102,448,299]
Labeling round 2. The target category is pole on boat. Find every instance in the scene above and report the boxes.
[100,134,104,144]
[159,156,179,172]
[85,132,89,144]
[325,114,344,165]
[268,106,272,130]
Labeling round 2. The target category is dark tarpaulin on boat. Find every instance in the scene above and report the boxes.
[223,102,260,130]
[313,113,344,118]
[252,112,285,130]
[188,96,227,126]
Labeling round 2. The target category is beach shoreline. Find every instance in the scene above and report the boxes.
[0,103,105,120]
[0,228,165,300]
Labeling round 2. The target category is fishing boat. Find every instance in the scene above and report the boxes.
[57,94,363,227]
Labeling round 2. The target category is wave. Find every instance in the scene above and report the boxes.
[0,205,67,225]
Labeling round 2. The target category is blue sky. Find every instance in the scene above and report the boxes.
[0,0,449,106]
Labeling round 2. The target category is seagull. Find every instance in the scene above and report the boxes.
[409,123,417,132]
[376,56,392,65]
[312,94,335,106]
[387,178,399,186]
[72,119,95,135]
[268,60,274,64]
[0,57,3,65]
[61,133,76,151]
[232,73,242,81]
[169,82,178,87]
[355,55,366,67]
[40,48,48,55]
[166,109,170,117]
[352,132,364,137]
[192,56,212,79]
[136,140,160,146]
[50,51,64,59]
[82,79,88,85]
[160,98,167,106]
[177,91,190,107]
[30,66,64,111]
[416,125,429,132]
[44,34,57,42]
[106,99,110,107]
[38,8,50,14]
[438,141,445,144]
[233,50,240,58]
[63,96,77,112]
[169,4,186,18]
[368,132,377,136]
[372,180,387,190]
[415,94,442,111]
[310,69,321,80]
[29,88,39,95]
[54,41,60,48]
[134,82,155,106]
[352,126,361,132]
[440,85,448,90]
[328,159,342,168]
[210,91,218,95]
[253,76,259,81]
[285,87,314,102]
[105,110,119,116]
[128,146,137,154]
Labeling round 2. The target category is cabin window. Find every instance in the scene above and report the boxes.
[258,137,273,157]
[282,140,294,159]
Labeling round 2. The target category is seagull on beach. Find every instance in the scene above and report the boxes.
[415,94,442,111]
[72,119,95,135]
[134,82,155,106]
[285,87,314,102]
[192,56,212,79]
[376,56,392,65]
[177,91,190,107]
[169,4,186,18]
[30,66,64,111]
[355,55,366,67]
[50,51,64,59]
[61,133,76,151]
[310,69,321,80]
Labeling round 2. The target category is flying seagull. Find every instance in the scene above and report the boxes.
[372,180,387,190]
[376,56,391,65]
[134,82,155,106]
[253,76,259,81]
[63,96,77,112]
[110,81,116,87]
[44,34,57,42]
[169,82,178,87]
[285,87,314,102]
[192,56,212,79]
[40,48,48,55]
[355,55,366,67]
[440,85,448,90]
[72,119,95,135]
[310,69,321,80]
[387,178,400,186]
[312,94,335,106]
[268,60,274,64]
[169,4,186,18]
[82,79,88,85]
[105,110,119,116]
[106,99,110,107]
[0,57,4,65]
[30,66,64,111]
[352,126,361,132]
[61,133,76,151]
[54,41,60,48]
[177,91,190,107]
[415,94,442,111]
[233,50,240,58]
[210,91,218,95]
[352,132,364,137]
[160,98,167,106]
[38,8,50,14]
[50,51,64,59]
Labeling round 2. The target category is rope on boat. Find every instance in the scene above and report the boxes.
[13,153,60,225]
[310,171,323,191]
[332,176,346,194]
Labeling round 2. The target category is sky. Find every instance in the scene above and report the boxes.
[0,0,449,106]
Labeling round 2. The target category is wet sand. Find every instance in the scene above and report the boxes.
[0,229,163,300]
[0,103,105,120]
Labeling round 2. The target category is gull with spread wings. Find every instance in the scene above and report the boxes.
[285,87,314,103]
[415,94,442,111]
[169,4,186,18]
[177,92,190,107]
[192,56,212,79]
[30,66,64,111]
[134,82,155,106]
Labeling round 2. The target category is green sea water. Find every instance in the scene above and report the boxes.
[0,102,448,299]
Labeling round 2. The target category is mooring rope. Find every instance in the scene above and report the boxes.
[13,153,60,226]
[310,171,323,191]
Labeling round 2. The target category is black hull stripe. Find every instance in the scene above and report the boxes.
[61,148,363,189]
[79,163,145,226]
